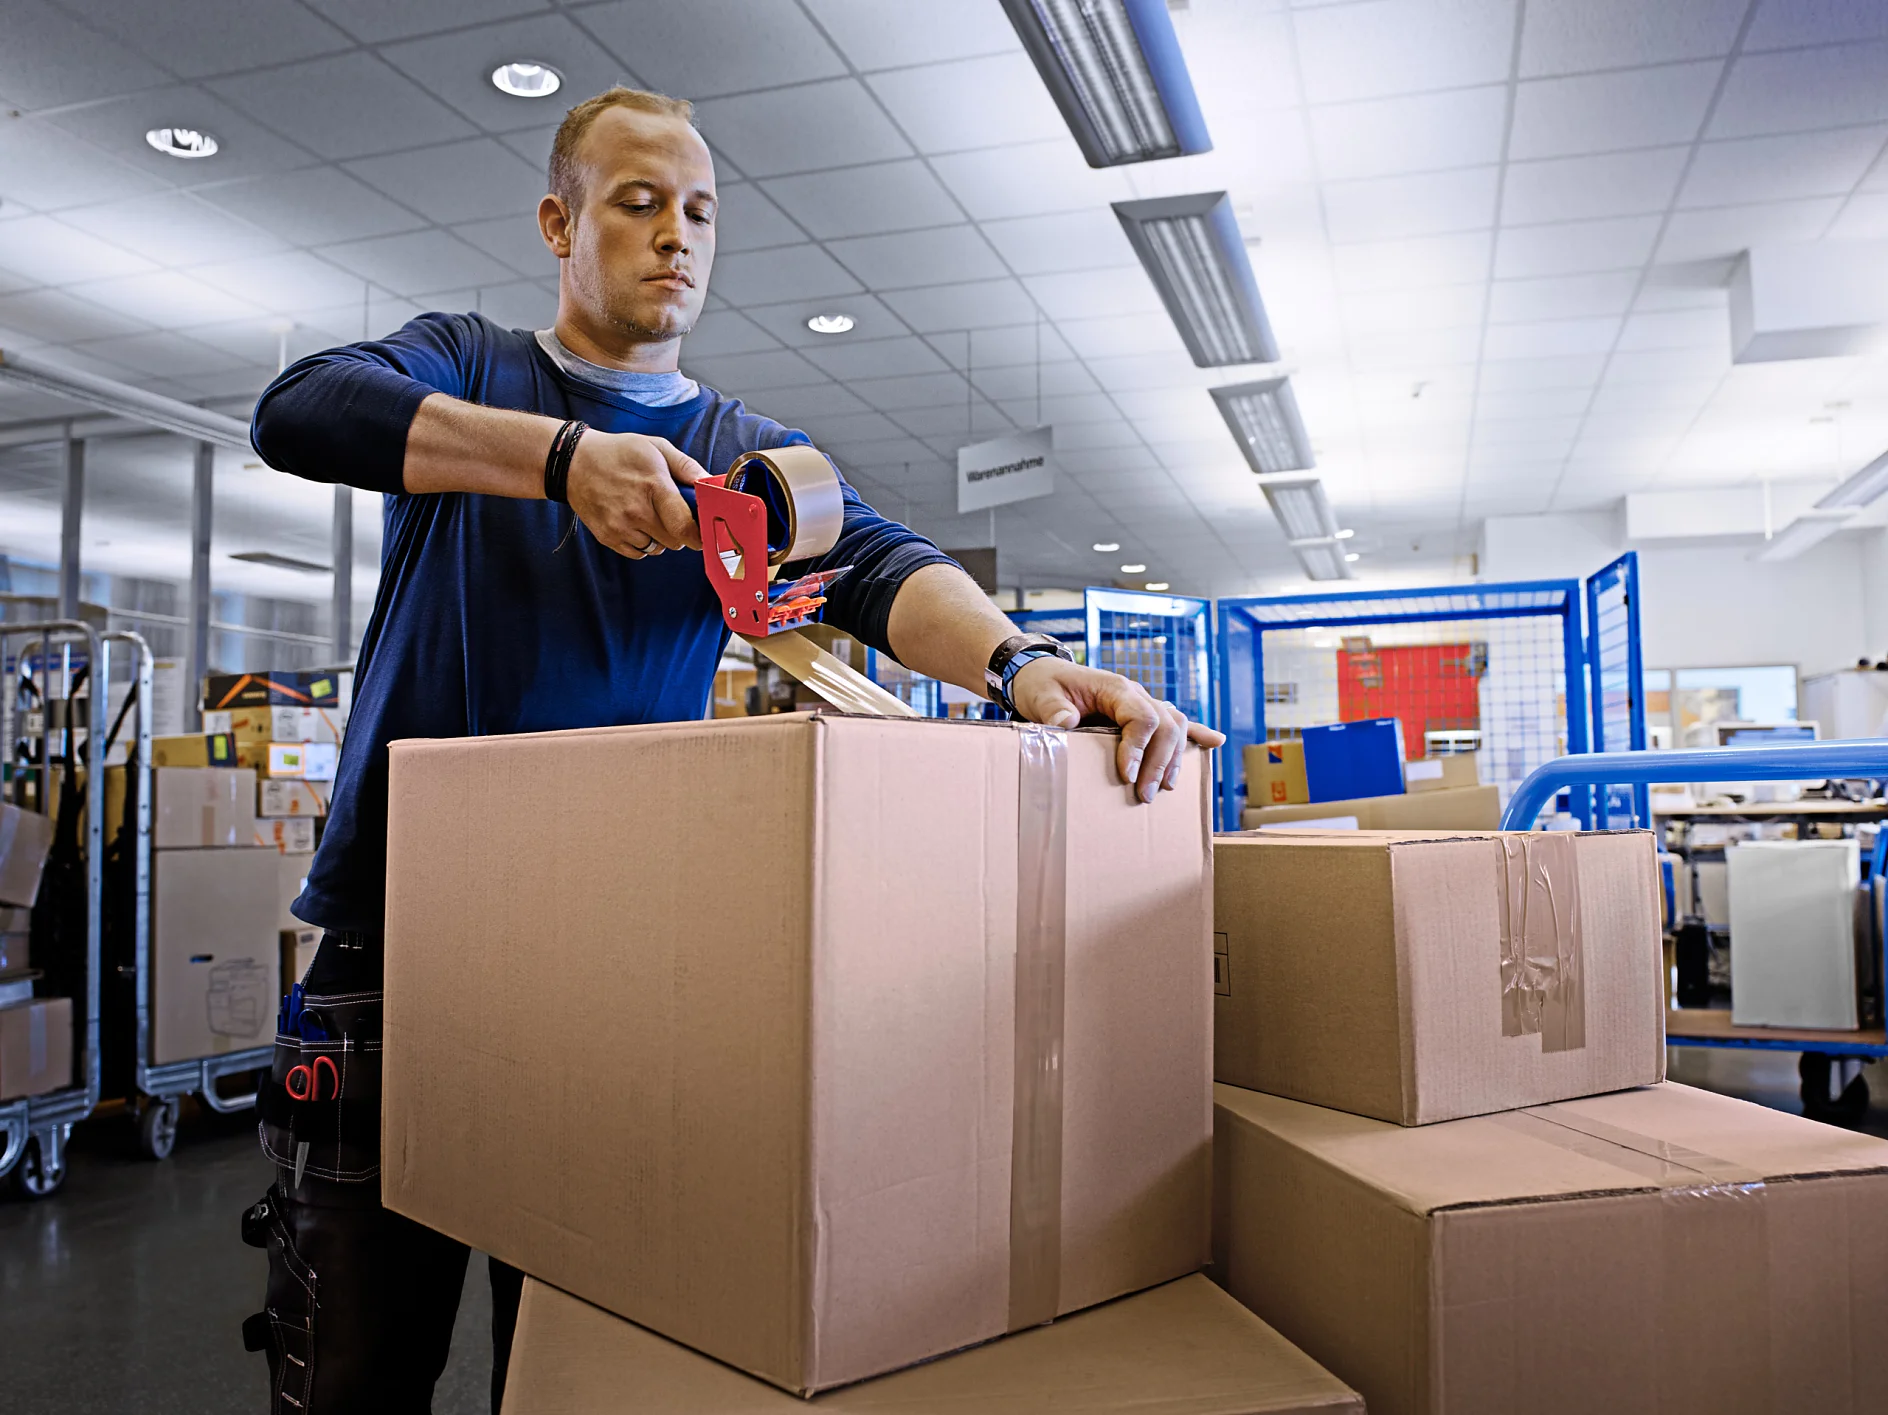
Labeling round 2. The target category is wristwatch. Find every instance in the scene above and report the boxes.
[985,632,1075,717]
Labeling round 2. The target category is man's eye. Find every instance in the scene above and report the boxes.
[689,209,714,225]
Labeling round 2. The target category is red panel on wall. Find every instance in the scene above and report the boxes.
[1338,643,1483,759]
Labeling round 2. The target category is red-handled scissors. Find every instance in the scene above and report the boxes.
[285,1055,338,1103]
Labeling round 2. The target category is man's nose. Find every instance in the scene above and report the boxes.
[655,208,689,255]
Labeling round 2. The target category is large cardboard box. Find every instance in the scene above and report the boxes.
[0,801,54,907]
[1403,752,1478,794]
[1212,1080,1888,1415]
[1728,840,1863,1028]
[276,853,311,930]
[0,997,71,1099]
[253,817,316,855]
[1244,740,1308,807]
[1214,829,1665,1124]
[152,847,282,1065]
[1240,784,1499,833]
[258,779,329,818]
[151,732,239,768]
[128,766,258,849]
[502,1274,1360,1415]
[384,713,1214,1395]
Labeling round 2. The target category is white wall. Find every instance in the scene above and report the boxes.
[1481,511,1873,677]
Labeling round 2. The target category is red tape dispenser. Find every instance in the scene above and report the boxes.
[696,445,850,637]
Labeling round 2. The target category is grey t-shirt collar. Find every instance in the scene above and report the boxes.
[534,328,700,407]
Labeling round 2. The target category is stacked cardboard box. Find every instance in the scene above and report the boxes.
[1240,731,1494,831]
[203,686,348,834]
[0,996,71,1099]
[1210,827,1888,1414]
[381,713,1346,1401]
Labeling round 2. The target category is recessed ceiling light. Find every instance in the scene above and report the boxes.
[1121,563,1147,574]
[1334,528,1355,540]
[491,62,562,98]
[1144,581,1170,591]
[1093,541,1120,552]
[145,127,218,159]
[1344,552,1361,563]
[806,313,855,335]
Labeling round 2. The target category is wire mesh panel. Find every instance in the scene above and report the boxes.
[1218,582,1590,830]
[1084,589,1215,726]
[1586,552,1647,827]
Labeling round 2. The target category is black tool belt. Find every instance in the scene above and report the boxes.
[259,988,384,1187]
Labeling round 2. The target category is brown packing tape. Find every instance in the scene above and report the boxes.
[1488,1109,1765,1192]
[724,444,845,565]
[1495,833,1586,1053]
[1009,724,1068,1332]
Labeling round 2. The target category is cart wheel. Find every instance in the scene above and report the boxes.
[1800,1053,1871,1127]
[137,1098,180,1161]
[12,1134,67,1200]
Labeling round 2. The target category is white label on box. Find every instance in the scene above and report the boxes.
[1406,759,1443,783]
[203,710,232,735]
[300,741,338,781]
[1258,816,1360,830]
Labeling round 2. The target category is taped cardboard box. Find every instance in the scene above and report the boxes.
[151,732,239,768]
[503,1274,1360,1415]
[152,847,281,1065]
[254,817,316,855]
[0,997,71,1099]
[259,779,329,818]
[384,713,1213,1395]
[107,766,258,850]
[1212,1080,1888,1415]
[1214,829,1665,1124]
[1243,740,1308,807]
[0,802,54,907]
[1402,753,1478,795]
[1240,783,1499,833]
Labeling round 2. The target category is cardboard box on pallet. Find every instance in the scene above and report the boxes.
[0,997,71,1099]
[501,1274,1361,1415]
[1402,752,1478,794]
[152,847,281,1065]
[0,801,55,907]
[384,713,1214,1396]
[1213,830,1665,1125]
[1243,740,1308,808]
[1212,1080,1888,1415]
[1240,783,1500,833]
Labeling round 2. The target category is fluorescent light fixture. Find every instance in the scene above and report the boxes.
[1816,446,1888,509]
[1114,192,1277,367]
[1753,509,1852,562]
[1292,540,1356,582]
[0,347,251,448]
[1334,527,1355,540]
[1092,541,1120,552]
[491,62,562,98]
[145,127,218,158]
[805,313,855,334]
[1144,581,1170,591]
[1121,562,1147,574]
[999,0,1210,168]
[1260,476,1339,542]
[1210,376,1312,474]
[230,551,331,575]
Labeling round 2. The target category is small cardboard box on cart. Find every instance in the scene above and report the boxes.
[383,712,1214,1395]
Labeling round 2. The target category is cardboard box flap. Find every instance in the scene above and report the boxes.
[1215,1082,1888,1218]
[503,1275,1361,1414]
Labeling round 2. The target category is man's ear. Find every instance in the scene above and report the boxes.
[539,193,573,259]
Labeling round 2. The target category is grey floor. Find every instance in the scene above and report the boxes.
[3,1048,1884,1414]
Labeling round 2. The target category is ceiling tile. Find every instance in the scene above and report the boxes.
[1615,307,1730,352]
[1501,147,1689,225]
[801,334,949,380]
[680,348,828,391]
[676,310,781,359]
[69,329,248,379]
[346,138,548,226]
[893,401,1010,438]
[59,192,288,268]
[0,287,153,342]
[1605,346,1733,384]
[1329,230,1493,293]
[465,281,556,331]
[209,54,477,161]
[41,86,321,187]
[317,229,517,297]
[1055,312,1189,361]
[1481,316,1623,359]
[0,119,168,215]
[1292,0,1517,104]
[1519,0,1745,76]
[452,214,558,277]
[1488,271,1639,323]
[0,215,158,284]
[866,52,1066,154]
[1655,197,1841,261]
[1709,41,1888,139]
[712,183,808,253]
[196,167,429,246]
[980,209,1136,277]
[1508,62,1720,162]
[80,0,352,79]
[802,0,1020,70]
[378,15,630,134]
[1679,127,1887,208]
[1310,85,1508,182]
[1827,191,1888,240]
[757,381,872,418]
[709,243,863,305]
[879,277,1036,333]
[1339,283,1487,335]
[930,139,1136,222]
[190,251,377,312]
[970,360,1095,404]
[825,225,1007,289]
[945,324,1079,371]
[1322,167,1501,242]
[759,161,963,239]
[1476,354,1607,391]
[846,369,980,412]
[694,79,911,177]
[1744,0,1888,51]
[0,0,169,110]
[578,0,846,98]
[1492,216,1661,278]
[1474,385,1595,420]
[305,0,550,44]
[63,270,265,327]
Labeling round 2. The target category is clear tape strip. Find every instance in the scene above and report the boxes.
[1497,833,1586,1053]
[1008,724,1068,1331]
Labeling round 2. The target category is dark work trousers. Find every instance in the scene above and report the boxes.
[241,931,524,1414]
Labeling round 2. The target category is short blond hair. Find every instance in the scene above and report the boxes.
[549,86,696,210]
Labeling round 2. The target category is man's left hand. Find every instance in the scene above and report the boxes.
[1008,658,1226,803]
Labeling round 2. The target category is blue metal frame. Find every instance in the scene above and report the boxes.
[1585,551,1648,827]
[1216,580,1591,833]
[1083,588,1216,729]
[1008,607,1086,652]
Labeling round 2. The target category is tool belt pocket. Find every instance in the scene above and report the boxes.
[261,989,384,1185]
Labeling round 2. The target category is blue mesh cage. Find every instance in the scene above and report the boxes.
[1084,589,1215,726]
[1585,552,1648,828]
[1216,580,1593,832]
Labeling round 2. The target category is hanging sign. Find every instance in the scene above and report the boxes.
[957,425,1056,514]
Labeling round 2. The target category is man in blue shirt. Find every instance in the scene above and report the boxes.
[240,86,1220,1414]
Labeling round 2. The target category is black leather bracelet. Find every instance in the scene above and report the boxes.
[542,419,586,504]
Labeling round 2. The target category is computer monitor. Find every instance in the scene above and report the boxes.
[1716,721,1818,746]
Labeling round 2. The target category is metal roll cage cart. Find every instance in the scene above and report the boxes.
[1504,740,1888,1125]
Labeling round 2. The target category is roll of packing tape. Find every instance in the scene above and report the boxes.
[723,444,844,566]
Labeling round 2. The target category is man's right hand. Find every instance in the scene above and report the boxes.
[566,430,706,560]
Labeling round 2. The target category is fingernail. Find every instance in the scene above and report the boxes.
[1125,751,1143,782]
[1141,779,1158,803]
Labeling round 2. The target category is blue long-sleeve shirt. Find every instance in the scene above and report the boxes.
[252,311,952,934]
